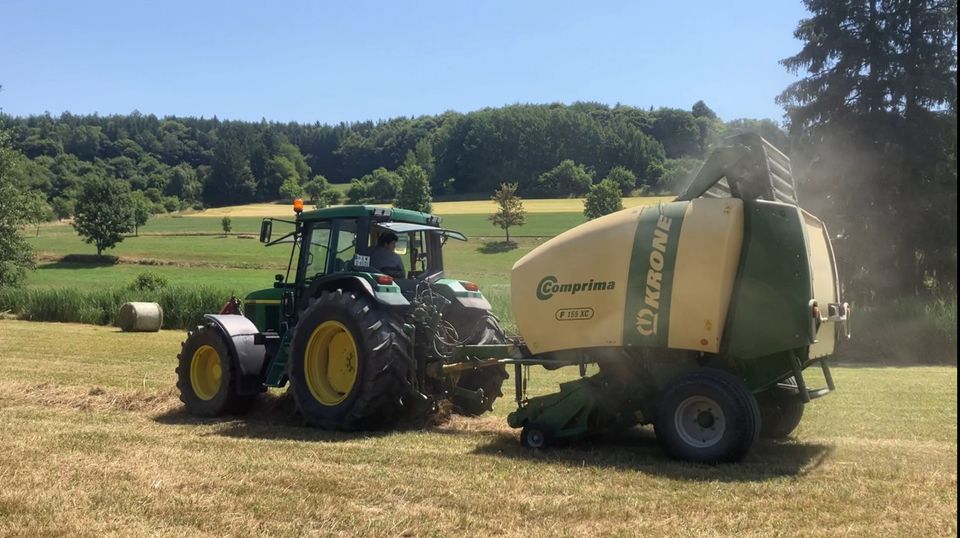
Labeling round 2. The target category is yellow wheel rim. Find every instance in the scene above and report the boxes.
[190,345,222,401]
[304,320,359,406]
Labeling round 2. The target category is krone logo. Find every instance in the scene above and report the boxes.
[636,308,658,336]
[635,213,673,337]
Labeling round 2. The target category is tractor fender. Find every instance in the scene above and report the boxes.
[203,314,267,395]
[306,275,410,307]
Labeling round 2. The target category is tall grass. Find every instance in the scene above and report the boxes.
[0,285,235,330]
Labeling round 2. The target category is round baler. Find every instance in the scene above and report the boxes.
[503,134,850,462]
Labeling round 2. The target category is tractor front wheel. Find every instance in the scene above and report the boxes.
[655,369,761,463]
[288,290,412,430]
[176,325,255,416]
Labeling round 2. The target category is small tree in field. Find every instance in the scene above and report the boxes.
[23,191,53,237]
[279,178,303,201]
[303,174,329,202]
[316,189,342,208]
[221,216,232,235]
[72,177,135,256]
[394,164,432,213]
[584,179,623,220]
[130,190,152,236]
[489,182,526,243]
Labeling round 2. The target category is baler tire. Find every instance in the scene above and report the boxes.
[451,315,509,416]
[287,290,412,431]
[655,369,761,463]
[176,325,256,417]
[757,378,805,439]
[520,422,553,449]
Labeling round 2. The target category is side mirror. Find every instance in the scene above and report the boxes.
[259,220,272,243]
[273,274,284,288]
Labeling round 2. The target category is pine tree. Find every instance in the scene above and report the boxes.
[778,0,957,301]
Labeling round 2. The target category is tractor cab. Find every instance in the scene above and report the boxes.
[257,205,469,302]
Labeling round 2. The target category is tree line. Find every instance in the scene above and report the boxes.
[0,102,786,214]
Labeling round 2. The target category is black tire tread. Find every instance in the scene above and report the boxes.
[288,290,413,430]
[655,368,761,463]
[175,325,256,417]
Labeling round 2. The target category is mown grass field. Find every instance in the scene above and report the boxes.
[0,320,955,536]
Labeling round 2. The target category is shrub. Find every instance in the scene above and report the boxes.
[130,271,169,292]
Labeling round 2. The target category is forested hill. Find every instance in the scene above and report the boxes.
[0,102,786,209]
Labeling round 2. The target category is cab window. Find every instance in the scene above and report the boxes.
[332,220,359,272]
[304,223,331,278]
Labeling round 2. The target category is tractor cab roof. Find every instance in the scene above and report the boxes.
[297,205,441,226]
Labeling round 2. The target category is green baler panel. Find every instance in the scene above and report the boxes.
[725,201,812,359]
[622,202,689,348]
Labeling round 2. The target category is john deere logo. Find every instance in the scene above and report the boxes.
[537,275,616,301]
[635,214,673,336]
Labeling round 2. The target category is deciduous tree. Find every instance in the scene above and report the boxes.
[0,132,35,287]
[537,160,593,197]
[584,179,623,220]
[604,166,637,195]
[489,183,526,243]
[72,177,135,256]
[394,164,432,213]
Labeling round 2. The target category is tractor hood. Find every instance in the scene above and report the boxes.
[374,222,468,241]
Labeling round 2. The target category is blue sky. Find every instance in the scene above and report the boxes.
[1,1,810,124]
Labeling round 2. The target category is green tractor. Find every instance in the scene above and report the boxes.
[176,205,508,428]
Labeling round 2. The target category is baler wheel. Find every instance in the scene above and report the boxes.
[655,369,761,463]
[176,325,255,417]
[520,422,553,449]
[287,290,412,430]
[757,378,805,439]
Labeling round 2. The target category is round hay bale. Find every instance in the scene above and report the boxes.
[118,302,164,332]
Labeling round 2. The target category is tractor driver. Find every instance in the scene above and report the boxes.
[370,232,405,278]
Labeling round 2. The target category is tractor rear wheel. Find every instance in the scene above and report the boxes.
[176,325,255,416]
[451,315,509,416]
[756,378,805,439]
[288,290,412,430]
[655,369,761,463]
